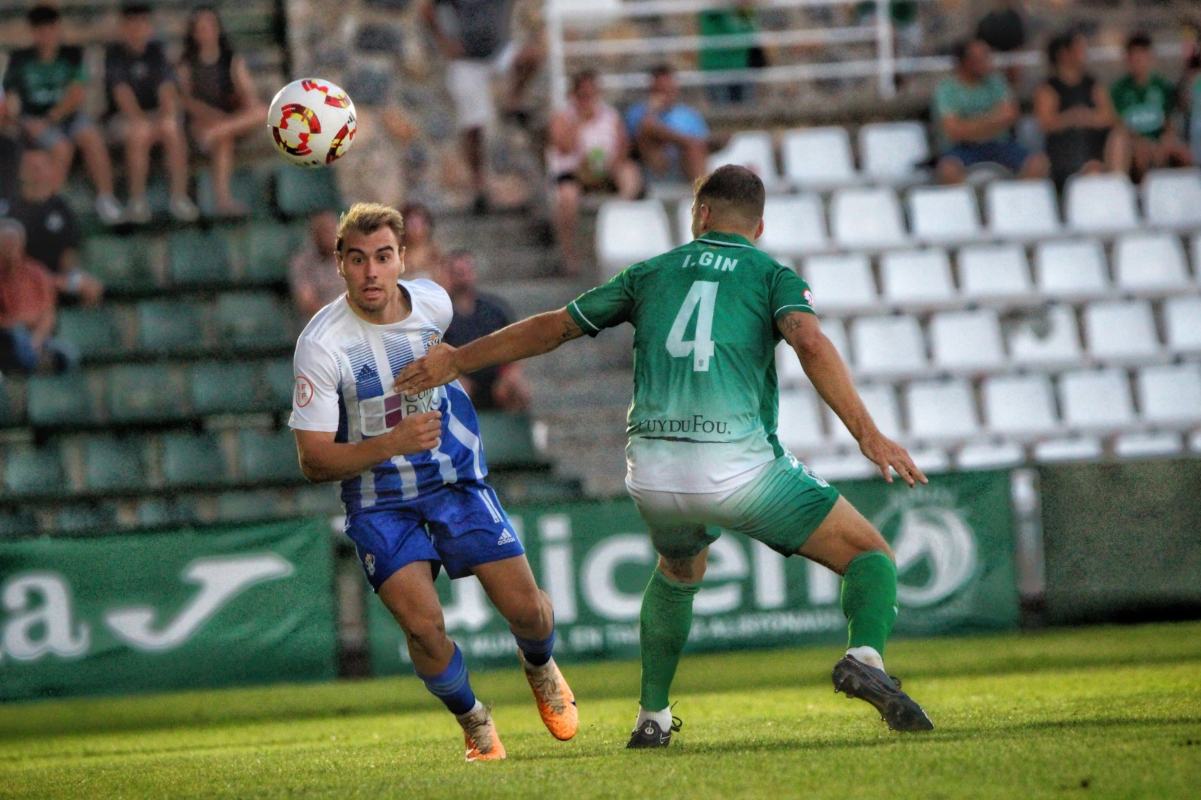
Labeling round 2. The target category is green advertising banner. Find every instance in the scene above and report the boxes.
[367,471,1019,674]
[0,519,336,701]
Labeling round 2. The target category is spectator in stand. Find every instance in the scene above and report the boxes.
[547,70,642,275]
[1111,32,1193,178]
[105,3,198,224]
[421,0,544,214]
[288,210,342,322]
[400,202,446,284]
[9,148,102,306]
[2,5,122,224]
[627,65,725,185]
[442,250,531,413]
[0,87,20,212]
[698,1,761,105]
[1183,29,1201,163]
[933,39,1049,184]
[1034,31,1124,188]
[975,0,1027,87]
[0,219,75,375]
[177,5,268,216]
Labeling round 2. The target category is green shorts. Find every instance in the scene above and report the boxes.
[627,455,840,560]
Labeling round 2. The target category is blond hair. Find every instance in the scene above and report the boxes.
[335,202,405,257]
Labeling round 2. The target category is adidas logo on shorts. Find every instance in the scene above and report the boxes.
[496,529,516,547]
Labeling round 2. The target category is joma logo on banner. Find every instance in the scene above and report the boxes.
[0,554,293,663]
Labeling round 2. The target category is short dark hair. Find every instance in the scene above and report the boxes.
[571,69,598,93]
[1047,31,1077,66]
[27,4,60,26]
[650,64,674,80]
[1126,32,1152,53]
[121,3,153,17]
[694,165,765,224]
[951,38,978,64]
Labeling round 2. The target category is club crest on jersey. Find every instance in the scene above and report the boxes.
[803,288,815,308]
[364,553,376,576]
[420,328,441,353]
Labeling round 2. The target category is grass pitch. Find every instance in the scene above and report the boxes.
[2,622,1200,799]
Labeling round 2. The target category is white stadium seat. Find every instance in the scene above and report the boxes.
[1164,295,1201,354]
[1033,437,1103,463]
[1137,364,1201,427]
[957,243,1037,304]
[1143,168,1201,229]
[596,200,672,278]
[675,200,693,244]
[850,315,927,378]
[708,130,781,188]
[776,389,827,452]
[986,180,1060,239]
[957,441,1025,470]
[758,194,827,257]
[906,379,979,443]
[775,341,807,388]
[1034,239,1109,301]
[983,374,1059,439]
[1114,432,1182,458]
[879,249,956,309]
[820,317,851,362]
[806,452,878,481]
[830,186,907,249]
[1007,305,1082,368]
[1113,233,1190,296]
[907,185,981,244]
[858,121,930,184]
[801,253,876,314]
[1065,173,1139,233]
[929,309,1005,373]
[781,126,857,189]
[829,384,902,444]
[1083,300,1160,363]
[1060,368,1135,432]
[907,446,952,474]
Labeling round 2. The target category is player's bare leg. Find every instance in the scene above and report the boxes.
[379,562,506,761]
[474,555,578,741]
[799,497,934,731]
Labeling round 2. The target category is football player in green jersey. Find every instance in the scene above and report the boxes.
[397,165,934,744]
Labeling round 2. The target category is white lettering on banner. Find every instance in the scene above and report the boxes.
[581,534,655,620]
[440,577,491,632]
[751,541,787,609]
[693,538,747,615]
[105,554,293,652]
[873,488,978,608]
[538,514,578,624]
[806,561,841,605]
[0,572,90,662]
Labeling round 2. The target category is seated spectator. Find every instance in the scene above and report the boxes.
[0,87,20,211]
[1035,31,1123,187]
[442,250,530,413]
[547,70,642,275]
[105,3,198,223]
[3,5,122,224]
[698,1,761,105]
[626,65,724,185]
[401,203,445,284]
[177,6,268,216]
[933,39,1049,184]
[288,210,342,322]
[9,149,102,306]
[0,219,76,375]
[1111,32,1193,178]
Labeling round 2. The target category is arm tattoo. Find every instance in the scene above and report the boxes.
[777,311,806,338]
[559,314,584,342]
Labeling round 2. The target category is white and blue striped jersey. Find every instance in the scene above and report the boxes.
[288,279,489,513]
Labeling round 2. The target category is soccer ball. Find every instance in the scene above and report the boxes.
[267,78,357,167]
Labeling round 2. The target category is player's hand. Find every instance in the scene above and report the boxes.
[387,411,442,455]
[858,431,927,488]
[394,344,460,394]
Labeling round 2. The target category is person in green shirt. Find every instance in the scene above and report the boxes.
[698,1,759,105]
[397,165,935,747]
[1110,32,1193,176]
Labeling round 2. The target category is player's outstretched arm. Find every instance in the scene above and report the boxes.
[294,412,442,482]
[395,309,584,394]
[778,311,927,487]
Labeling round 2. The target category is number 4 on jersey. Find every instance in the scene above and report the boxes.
[666,280,719,372]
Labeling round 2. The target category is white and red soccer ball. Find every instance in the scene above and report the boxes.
[267,78,357,167]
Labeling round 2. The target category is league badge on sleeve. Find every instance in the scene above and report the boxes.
[295,376,315,408]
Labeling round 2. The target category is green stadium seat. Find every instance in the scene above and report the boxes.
[294,485,341,516]
[53,504,117,535]
[168,230,233,286]
[0,379,25,428]
[215,293,292,350]
[274,165,343,218]
[56,307,125,360]
[261,359,294,409]
[82,437,147,492]
[238,428,302,483]
[244,222,302,283]
[197,167,273,218]
[106,364,186,423]
[478,412,542,467]
[216,489,284,523]
[84,235,157,293]
[161,432,228,488]
[190,362,261,414]
[136,300,207,355]
[3,446,66,496]
[0,510,38,538]
[27,373,98,428]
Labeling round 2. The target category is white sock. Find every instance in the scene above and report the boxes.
[846,645,885,672]
[635,706,672,730]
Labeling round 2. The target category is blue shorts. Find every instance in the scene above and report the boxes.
[344,480,525,591]
[943,139,1031,173]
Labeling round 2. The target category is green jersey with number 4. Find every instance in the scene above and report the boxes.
[566,230,815,493]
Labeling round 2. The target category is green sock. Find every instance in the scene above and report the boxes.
[840,551,898,655]
[638,569,699,711]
